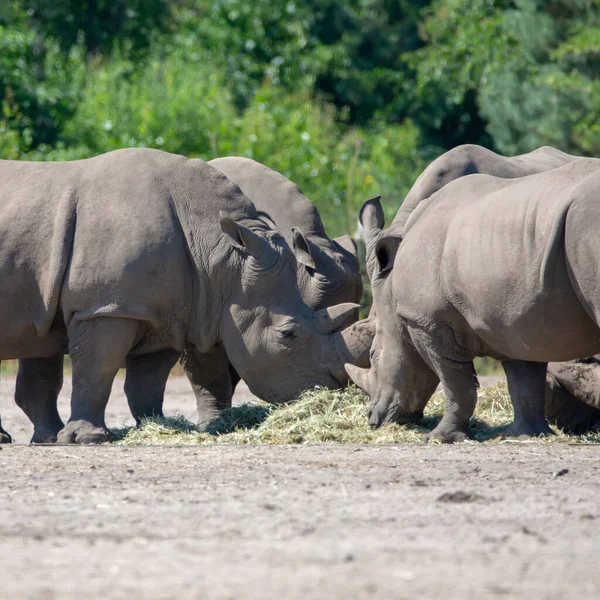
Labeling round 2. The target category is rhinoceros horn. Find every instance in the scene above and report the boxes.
[344,364,371,395]
[322,317,375,385]
[313,303,360,335]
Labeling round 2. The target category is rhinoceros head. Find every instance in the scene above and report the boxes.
[345,204,438,428]
[218,212,368,403]
[345,315,439,429]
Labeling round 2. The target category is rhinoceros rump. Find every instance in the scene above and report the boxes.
[348,158,600,442]
[0,148,361,444]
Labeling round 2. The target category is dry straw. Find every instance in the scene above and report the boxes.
[111,383,600,446]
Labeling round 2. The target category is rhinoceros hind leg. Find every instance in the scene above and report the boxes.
[425,357,477,443]
[58,317,138,445]
[125,349,180,424]
[503,360,554,438]
[16,356,65,444]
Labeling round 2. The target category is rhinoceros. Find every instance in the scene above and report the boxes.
[361,144,578,280]
[545,358,600,433]
[173,156,366,424]
[346,158,600,441]
[0,148,364,444]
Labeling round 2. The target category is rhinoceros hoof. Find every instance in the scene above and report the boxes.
[0,431,12,444]
[57,421,111,445]
[31,429,60,444]
[504,418,555,439]
[425,424,474,444]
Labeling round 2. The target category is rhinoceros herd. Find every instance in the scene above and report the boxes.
[0,145,599,445]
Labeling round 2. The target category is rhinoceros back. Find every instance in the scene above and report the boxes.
[209,157,327,242]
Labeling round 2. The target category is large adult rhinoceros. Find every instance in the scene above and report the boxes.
[0,148,364,445]
[174,156,367,424]
[346,158,600,442]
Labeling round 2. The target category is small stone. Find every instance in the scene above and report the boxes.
[552,468,569,479]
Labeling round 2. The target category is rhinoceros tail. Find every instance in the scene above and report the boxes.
[36,187,78,337]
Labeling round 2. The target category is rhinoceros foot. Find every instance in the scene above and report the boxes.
[31,428,60,444]
[425,422,474,444]
[57,421,111,445]
[503,417,555,439]
[0,430,11,444]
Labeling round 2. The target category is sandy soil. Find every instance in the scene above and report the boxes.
[2,442,599,599]
[1,375,599,599]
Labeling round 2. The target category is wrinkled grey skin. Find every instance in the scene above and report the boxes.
[347,159,600,442]
[0,148,364,444]
[361,145,578,281]
[545,358,600,433]
[176,157,365,424]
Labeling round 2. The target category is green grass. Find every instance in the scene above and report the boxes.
[111,382,600,446]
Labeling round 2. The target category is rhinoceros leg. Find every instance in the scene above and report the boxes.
[425,357,477,443]
[124,349,180,423]
[180,346,238,427]
[57,317,138,444]
[15,356,64,443]
[502,360,554,438]
[0,361,11,443]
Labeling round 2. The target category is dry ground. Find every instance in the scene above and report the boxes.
[2,376,600,599]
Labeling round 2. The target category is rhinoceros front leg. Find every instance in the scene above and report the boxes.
[180,346,238,427]
[502,360,554,438]
[57,317,138,444]
[124,349,180,423]
[425,357,478,443]
[15,356,65,443]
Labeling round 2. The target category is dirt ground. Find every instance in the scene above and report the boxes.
[2,376,600,599]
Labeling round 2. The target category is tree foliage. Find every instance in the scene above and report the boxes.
[1,0,600,235]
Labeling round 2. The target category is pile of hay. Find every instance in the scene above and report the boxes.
[112,382,600,446]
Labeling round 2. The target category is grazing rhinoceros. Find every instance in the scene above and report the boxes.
[346,158,600,442]
[174,156,366,424]
[0,148,365,444]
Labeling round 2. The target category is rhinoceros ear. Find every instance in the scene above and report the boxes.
[220,212,277,266]
[375,235,402,276]
[333,235,358,258]
[313,303,360,334]
[291,227,316,270]
[359,196,384,234]
[345,364,371,395]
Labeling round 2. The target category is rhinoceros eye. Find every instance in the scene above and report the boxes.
[277,322,301,344]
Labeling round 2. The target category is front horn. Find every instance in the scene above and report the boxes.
[313,303,360,335]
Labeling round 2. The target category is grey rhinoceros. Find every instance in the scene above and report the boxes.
[361,144,578,279]
[175,156,367,424]
[0,148,364,445]
[346,158,600,441]
[545,358,600,433]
